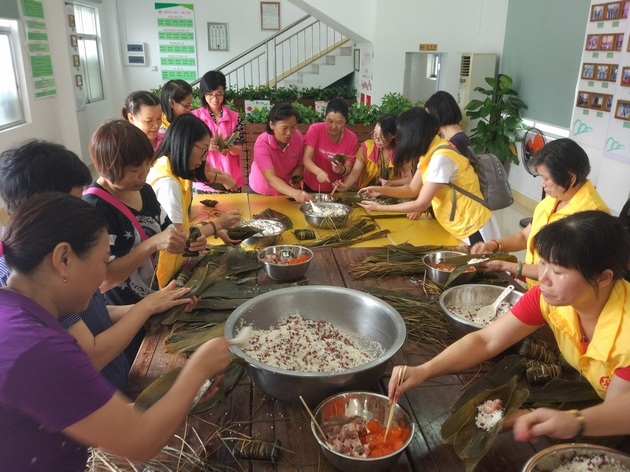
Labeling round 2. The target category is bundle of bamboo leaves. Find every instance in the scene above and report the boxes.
[300,215,390,248]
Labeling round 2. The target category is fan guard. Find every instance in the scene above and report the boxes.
[522,127,546,177]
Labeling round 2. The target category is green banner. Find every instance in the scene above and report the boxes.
[30,55,53,78]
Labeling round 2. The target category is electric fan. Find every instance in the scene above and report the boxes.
[519,127,547,227]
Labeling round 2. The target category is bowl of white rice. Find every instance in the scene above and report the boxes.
[224,286,406,406]
[300,202,353,229]
[439,284,524,338]
[522,443,630,472]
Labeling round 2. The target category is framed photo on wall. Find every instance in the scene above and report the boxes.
[591,3,605,20]
[72,55,80,67]
[208,22,228,51]
[590,93,604,110]
[577,91,591,108]
[621,67,630,86]
[70,34,78,48]
[606,2,621,19]
[354,49,360,71]
[596,64,610,80]
[75,74,83,87]
[600,34,614,51]
[615,100,630,120]
[611,65,619,82]
[67,14,75,28]
[605,95,614,112]
[586,34,600,51]
[582,63,595,79]
[260,2,280,30]
[615,33,625,51]
[622,0,630,18]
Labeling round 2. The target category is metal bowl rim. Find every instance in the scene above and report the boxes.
[439,283,524,329]
[422,250,472,273]
[224,285,406,377]
[257,245,314,266]
[299,202,353,216]
[522,442,630,471]
[237,219,286,236]
[310,391,415,462]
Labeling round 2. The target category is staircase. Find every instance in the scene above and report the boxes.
[199,16,354,91]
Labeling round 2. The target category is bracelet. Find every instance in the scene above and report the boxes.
[515,261,523,278]
[208,221,218,239]
[567,409,586,439]
[342,166,349,176]
[211,172,218,184]
[490,239,502,253]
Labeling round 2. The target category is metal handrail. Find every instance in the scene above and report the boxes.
[191,15,347,91]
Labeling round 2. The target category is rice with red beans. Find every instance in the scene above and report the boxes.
[551,454,629,471]
[242,313,384,372]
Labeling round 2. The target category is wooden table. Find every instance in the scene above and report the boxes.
[126,247,554,471]
[189,193,462,248]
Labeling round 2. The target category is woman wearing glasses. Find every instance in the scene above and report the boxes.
[157,80,194,148]
[302,98,359,193]
[334,114,410,192]
[149,114,241,287]
[192,70,244,192]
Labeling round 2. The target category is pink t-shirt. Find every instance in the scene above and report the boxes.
[303,122,358,192]
[249,131,304,195]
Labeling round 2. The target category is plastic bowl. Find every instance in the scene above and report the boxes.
[312,391,414,472]
[257,245,313,282]
[422,250,476,286]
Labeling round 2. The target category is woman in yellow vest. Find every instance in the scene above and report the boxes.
[334,114,410,191]
[390,211,630,429]
[149,114,241,287]
[471,138,609,288]
[358,107,500,244]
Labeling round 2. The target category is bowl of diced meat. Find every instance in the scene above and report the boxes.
[257,245,313,282]
[224,286,406,406]
[422,250,476,286]
[439,284,524,338]
[311,391,414,472]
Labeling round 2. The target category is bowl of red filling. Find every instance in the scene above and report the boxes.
[311,391,414,472]
[257,245,313,282]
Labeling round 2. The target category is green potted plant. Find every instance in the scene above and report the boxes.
[464,74,527,165]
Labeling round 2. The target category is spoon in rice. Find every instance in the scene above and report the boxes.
[474,285,515,325]
[384,364,407,440]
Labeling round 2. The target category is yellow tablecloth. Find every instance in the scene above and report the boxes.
[191,193,460,247]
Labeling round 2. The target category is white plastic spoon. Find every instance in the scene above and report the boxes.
[474,285,515,325]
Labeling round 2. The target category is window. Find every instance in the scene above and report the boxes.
[0,20,24,131]
[74,4,103,103]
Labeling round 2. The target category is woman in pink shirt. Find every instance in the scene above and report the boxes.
[192,70,244,192]
[249,103,309,202]
[302,98,359,193]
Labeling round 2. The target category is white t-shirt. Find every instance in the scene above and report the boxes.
[151,177,185,225]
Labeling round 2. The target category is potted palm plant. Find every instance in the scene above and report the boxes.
[464,74,527,166]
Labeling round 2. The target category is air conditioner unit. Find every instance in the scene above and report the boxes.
[457,53,496,133]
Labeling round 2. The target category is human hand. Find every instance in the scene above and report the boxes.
[407,212,421,220]
[379,178,392,187]
[513,408,581,442]
[358,186,381,197]
[217,173,237,191]
[154,227,187,254]
[209,137,220,152]
[216,228,241,246]
[357,200,379,212]
[188,337,232,378]
[215,209,241,230]
[470,242,495,254]
[294,190,310,204]
[333,180,349,192]
[387,365,419,401]
[139,280,193,315]
[187,234,208,254]
[475,260,513,273]
[316,170,330,183]
[331,159,345,175]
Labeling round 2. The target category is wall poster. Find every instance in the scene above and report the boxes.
[155,3,197,81]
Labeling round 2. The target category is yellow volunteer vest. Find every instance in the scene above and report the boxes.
[418,137,491,240]
[357,140,395,188]
[540,279,630,399]
[149,155,193,288]
[525,180,609,288]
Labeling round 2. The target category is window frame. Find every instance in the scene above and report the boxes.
[73,3,104,103]
[0,21,25,131]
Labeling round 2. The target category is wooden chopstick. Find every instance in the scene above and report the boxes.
[384,365,407,440]
[299,395,331,446]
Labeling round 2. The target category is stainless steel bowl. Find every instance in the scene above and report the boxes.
[224,286,406,405]
[311,193,339,203]
[422,250,476,286]
[522,443,630,471]
[257,245,313,282]
[439,284,524,338]
[300,202,352,229]
[237,219,286,247]
[312,391,415,472]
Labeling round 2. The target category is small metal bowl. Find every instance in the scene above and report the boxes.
[236,219,286,247]
[300,202,352,229]
[522,443,630,471]
[257,245,313,282]
[422,250,476,286]
[311,193,339,203]
[312,391,415,472]
[440,284,524,338]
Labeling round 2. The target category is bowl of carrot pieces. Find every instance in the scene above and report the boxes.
[311,391,414,472]
[257,245,314,282]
